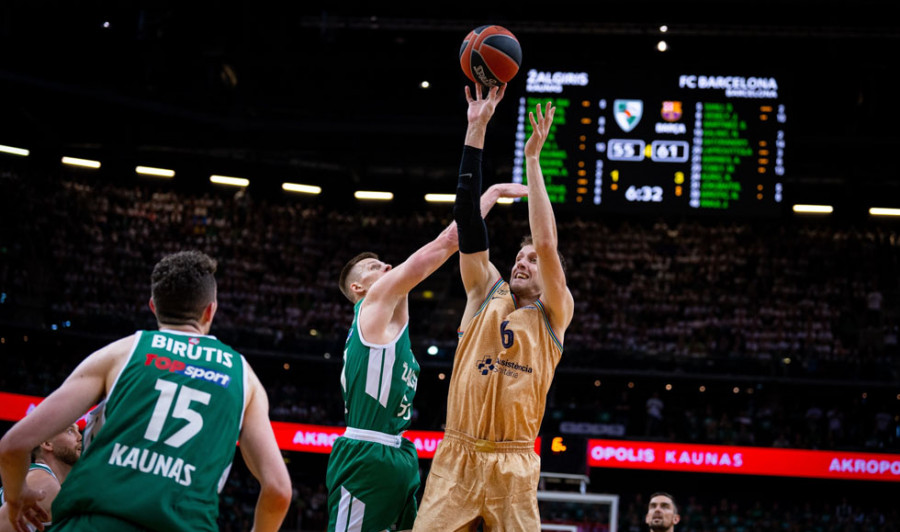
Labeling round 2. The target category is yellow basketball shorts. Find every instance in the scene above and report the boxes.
[412,430,540,531]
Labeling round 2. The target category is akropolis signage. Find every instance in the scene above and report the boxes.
[2,391,896,482]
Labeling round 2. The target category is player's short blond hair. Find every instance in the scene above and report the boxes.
[339,252,379,303]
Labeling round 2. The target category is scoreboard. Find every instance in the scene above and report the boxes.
[510,67,787,216]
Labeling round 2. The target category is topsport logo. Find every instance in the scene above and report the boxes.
[144,353,232,387]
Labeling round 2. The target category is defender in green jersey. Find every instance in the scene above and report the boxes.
[0,424,81,532]
[330,184,527,532]
[0,251,292,532]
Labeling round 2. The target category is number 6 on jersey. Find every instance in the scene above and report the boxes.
[501,320,514,348]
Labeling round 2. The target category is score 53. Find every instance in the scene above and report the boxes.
[605,139,689,163]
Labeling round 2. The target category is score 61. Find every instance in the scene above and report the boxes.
[604,139,689,163]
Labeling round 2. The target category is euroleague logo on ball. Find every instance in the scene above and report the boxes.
[459,25,522,86]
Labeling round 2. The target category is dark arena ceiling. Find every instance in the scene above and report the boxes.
[2,1,899,211]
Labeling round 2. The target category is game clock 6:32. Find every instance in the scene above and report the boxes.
[624,185,663,202]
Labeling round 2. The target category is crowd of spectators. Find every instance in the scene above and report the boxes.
[547,378,899,451]
[2,168,898,379]
[558,216,899,380]
[1,167,899,446]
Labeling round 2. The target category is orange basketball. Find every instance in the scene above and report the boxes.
[459,25,522,86]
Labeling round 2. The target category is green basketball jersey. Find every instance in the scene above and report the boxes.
[51,330,246,532]
[341,299,420,435]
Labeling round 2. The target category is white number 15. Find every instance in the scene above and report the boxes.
[144,379,211,447]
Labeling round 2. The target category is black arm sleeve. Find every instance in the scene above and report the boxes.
[454,145,489,254]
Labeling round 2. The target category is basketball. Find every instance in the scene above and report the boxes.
[459,25,522,87]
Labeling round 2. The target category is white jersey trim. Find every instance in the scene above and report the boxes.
[158,328,217,340]
[342,427,403,447]
[335,486,366,532]
[354,300,409,349]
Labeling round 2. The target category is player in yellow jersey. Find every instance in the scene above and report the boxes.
[414,84,574,530]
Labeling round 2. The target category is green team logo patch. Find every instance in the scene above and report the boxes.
[614,99,643,132]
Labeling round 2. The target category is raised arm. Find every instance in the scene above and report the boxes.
[238,367,292,532]
[362,182,526,341]
[359,221,461,343]
[456,84,507,305]
[524,102,574,337]
[479,182,527,221]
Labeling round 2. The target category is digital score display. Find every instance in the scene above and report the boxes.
[511,68,787,216]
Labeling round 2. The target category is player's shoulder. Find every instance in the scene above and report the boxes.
[81,333,140,366]
[108,332,142,352]
[493,280,511,296]
[26,465,61,493]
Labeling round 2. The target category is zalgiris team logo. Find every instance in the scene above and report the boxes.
[614,99,643,132]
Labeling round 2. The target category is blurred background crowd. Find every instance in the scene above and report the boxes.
[1,161,898,531]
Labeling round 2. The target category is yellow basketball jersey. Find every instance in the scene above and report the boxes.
[445,279,563,442]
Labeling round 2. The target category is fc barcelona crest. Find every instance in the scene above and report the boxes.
[614,99,643,132]
[661,101,683,122]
